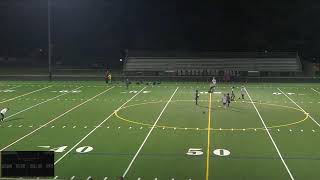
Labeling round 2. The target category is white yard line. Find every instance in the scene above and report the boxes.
[54,86,147,165]
[278,88,320,127]
[0,85,52,104]
[122,87,179,177]
[8,85,22,90]
[311,88,320,95]
[0,85,22,90]
[0,86,115,152]
[0,178,61,180]
[3,86,83,121]
[245,88,294,180]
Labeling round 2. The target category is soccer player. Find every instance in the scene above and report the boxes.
[105,70,109,84]
[231,86,235,101]
[0,108,9,122]
[195,90,200,105]
[125,78,129,89]
[209,77,216,93]
[240,86,245,99]
[222,94,227,108]
[226,93,231,107]
[108,73,112,84]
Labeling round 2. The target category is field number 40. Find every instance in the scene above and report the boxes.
[39,145,93,154]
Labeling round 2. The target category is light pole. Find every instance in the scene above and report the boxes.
[48,0,52,81]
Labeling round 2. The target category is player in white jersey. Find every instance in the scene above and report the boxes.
[0,108,9,121]
[240,86,245,99]
[222,94,227,108]
[209,77,216,93]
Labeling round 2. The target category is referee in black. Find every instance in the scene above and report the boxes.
[195,90,200,105]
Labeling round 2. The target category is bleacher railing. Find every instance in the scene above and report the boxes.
[0,74,319,83]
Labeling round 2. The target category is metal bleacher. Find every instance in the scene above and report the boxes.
[124,51,302,75]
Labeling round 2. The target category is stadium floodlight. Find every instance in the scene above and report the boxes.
[48,0,52,81]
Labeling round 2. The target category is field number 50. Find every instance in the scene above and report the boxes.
[186,148,230,156]
[186,148,204,156]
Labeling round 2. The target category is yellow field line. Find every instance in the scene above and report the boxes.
[206,93,212,180]
[114,100,309,131]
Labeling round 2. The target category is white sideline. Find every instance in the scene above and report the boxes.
[122,87,179,177]
[0,85,52,104]
[245,88,294,180]
[278,88,320,127]
[4,86,82,121]
[311,88,320,95]
[0,86,115,151]
[54,87,147,165]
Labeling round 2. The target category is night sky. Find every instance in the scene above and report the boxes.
[0,0,319,59]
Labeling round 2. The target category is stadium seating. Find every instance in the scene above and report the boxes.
[124,51,302,74]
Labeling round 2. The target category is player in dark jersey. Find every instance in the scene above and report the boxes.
[195,90,200,105]
[125,78,130,89]
[105,70,109,84]
[231,86,235,101]
[226,93,231,107]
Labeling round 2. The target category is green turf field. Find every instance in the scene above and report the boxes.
[0,81,319,180]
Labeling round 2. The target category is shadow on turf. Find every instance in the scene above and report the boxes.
[198,104,242,112]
